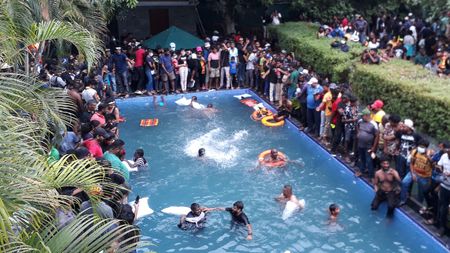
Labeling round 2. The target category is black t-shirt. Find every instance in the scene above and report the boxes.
[80,110,94,123]
[178,55,187,65]
[268,67,278,83]
[220,50,230,66]
[225,208,250,225]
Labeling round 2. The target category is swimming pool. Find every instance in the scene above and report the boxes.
[118,90,447,253]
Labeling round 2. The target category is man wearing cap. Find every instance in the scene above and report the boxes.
[82,128,110,158]
[110,47,132,96]
[305,77,323,136]
[370,99,385,125]
[356,108,379,179]
[395,119,421,179]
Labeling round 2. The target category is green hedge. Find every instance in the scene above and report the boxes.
[271,22,450,140]
[269,22,364,82]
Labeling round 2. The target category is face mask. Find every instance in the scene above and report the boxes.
[417,147,426,154]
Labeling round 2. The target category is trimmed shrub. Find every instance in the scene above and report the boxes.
[271,22,450,140]
[269,22,364,81]
[351,61,450,140]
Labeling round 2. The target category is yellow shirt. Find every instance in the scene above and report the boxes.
[322,91,333,116]
[371,110,385,124]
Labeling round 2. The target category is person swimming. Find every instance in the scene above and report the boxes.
[275,185,304,207]
[198,148,205,157]
[328,203,340,223]
[178,203,215,230]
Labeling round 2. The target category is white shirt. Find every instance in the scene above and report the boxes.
[439,153,450,190]
[81,87,97,102]
[228,47,238,61]
[368,41,379,49]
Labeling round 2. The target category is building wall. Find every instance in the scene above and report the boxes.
[117,6,197,40]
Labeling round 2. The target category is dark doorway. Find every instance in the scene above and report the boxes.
[149,9,169,35]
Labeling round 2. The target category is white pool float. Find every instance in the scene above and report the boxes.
[122,160,138,172]
[233,94,252,99]
[252,103,264,111]
[131,197,154,219]
[161,206,191,216]
[282,199,305,220]
[192,102,205,110]
[175,97,191,106]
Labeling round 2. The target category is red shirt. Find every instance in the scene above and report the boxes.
[134,48,145,67]
[342,17,348,27]
[82,139,103,158]
[331,97,342,125]
[90,113,105,126]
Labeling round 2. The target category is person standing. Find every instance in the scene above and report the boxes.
[356,108,379,179]
[133,45,146,94]
[110,47,132,97]
[159,49,176,94]
[354,15,368,44]
[178,49,189,93]
[216,201,253,240]
[437,142,450,237]
[220,43,231,89]
[144,49,155,95]
[207,47,221,90]
[371,155,401,217]
[305,77,323,137]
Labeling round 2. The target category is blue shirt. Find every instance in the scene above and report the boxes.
[159,55,173,73]
[306,84,323,109]
[229,62,237,74]
[110,53,128,72]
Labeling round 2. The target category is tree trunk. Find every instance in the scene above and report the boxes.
[223,12,236,34]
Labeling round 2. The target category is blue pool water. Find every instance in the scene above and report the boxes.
[117,90,447,253]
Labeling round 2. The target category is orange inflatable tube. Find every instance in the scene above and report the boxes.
[261,115,284,127]
[258,150,287,168]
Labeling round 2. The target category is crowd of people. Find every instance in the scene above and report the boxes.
[317,12,450,76]
[39,13,450,248]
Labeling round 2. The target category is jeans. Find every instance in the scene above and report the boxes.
[116,70,130,93]
[144,69,154,91]
[319,111,325,137]
[358,147,374,178]
[306,108,321,136]
[246,69,254,88]
[136,66,145,91]
[400,172,432,203]
[359,32,367,44]
[220,66,231,88]
[179,66,189,91]
[237,63,246,87]
[396,155,408,178]
[287,85,296,99]
[331,123,344,152]
[107,73,116,92]
[264,79,270,96]
[439,187,450,231]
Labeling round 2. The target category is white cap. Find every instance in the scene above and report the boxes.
[302,69,309,75]
[404,119,414,130]
[169,42,176,50]
[408,12,413,17]
[265,43,271,48]
[308,77,318,84]
[205,42,211,48]
[191,53,197,59]
[212,35,219,42]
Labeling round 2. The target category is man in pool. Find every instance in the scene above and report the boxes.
[178,203,216,230]
[216,201,253,240]
[198,148,205,157]
[267,149,286,163]
[371,155,401,217]
[275,185,304,207]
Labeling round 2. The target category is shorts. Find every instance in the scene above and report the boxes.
[161,71,176,82]
[209,68,220,78]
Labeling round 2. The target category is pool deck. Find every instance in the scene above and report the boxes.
[119,88,450,251]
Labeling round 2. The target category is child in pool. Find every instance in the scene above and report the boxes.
[125,149,148,170]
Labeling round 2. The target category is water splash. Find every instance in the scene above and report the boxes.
[184,128,248,168]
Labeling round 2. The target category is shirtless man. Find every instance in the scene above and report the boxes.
[267,149,286,163]
[371,155,401,217]
[275,185,304,207]
[273,94,293,122]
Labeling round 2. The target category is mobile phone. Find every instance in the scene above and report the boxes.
[135,195,140,204]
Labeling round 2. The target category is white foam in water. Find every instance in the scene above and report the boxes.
[184,128,248,167]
